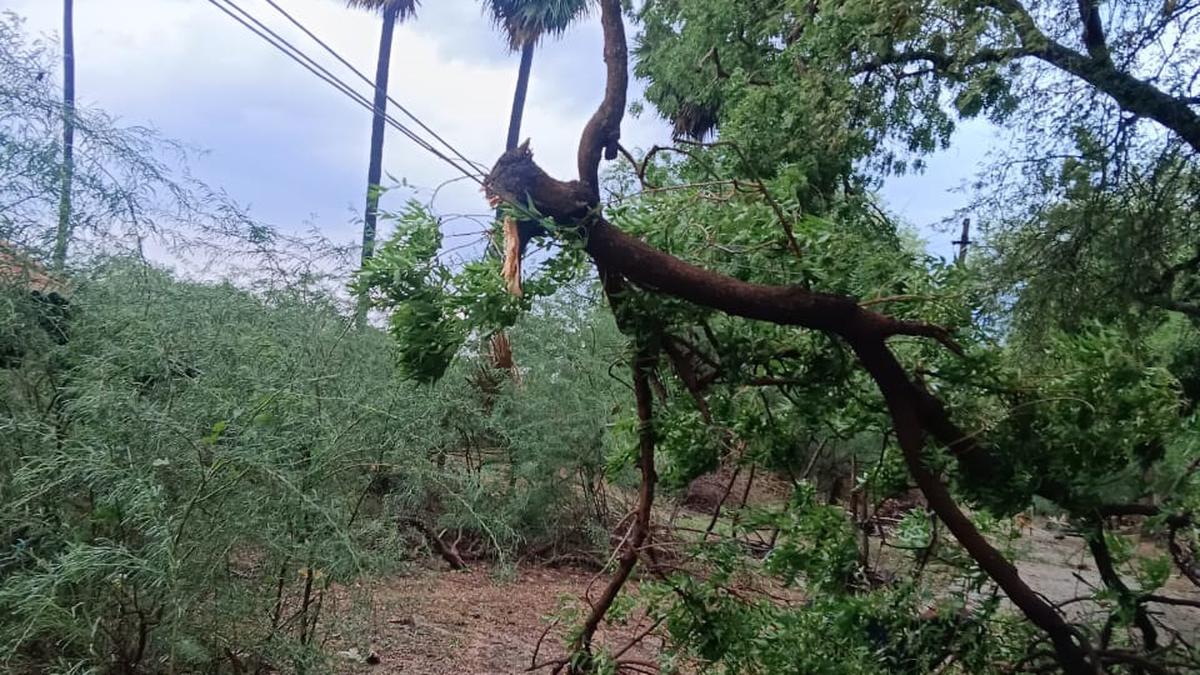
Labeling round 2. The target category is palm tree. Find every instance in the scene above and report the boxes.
[52,0,75,272]
[482,0,590,371]
[344,0,418,322]
[484,0,591,153]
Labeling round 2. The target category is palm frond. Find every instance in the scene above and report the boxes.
[344,0,420,21]
[482,0,592,51]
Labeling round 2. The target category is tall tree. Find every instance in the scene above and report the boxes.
[360,0,1200,670]
[344,0,418,322]
[484,0,591,153]
[52,0,75,271]
[482,0,589,362]
[634,0,1200,329]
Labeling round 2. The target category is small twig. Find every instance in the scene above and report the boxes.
[530,616,563,670]
[612,616,666,661]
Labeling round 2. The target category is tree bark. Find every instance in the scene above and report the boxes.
[852,340,1091,673]
[53,0,75,272]
[863,2,1200,153]
[572,348,657,665]
[987,0,1200,153]
[1036,41,1200,153]
[1074,0,1110,63]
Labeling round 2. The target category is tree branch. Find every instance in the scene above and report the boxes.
[867,1,1199,151]
[985,0,1200,152]
[1084,520,1158,651]
[490,144,1096,675]
[855,47,1031,79]
[576,0,627,199]
[1075,0,1111,64]
[1138,293,1200,318]
[486,1,1095,671]
[1093,502,1191,528]
[572,348,657,665]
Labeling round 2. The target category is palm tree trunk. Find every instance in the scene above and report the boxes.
[505,41,535,151]
[488,41,536,255]
[487,40,537,370]
[53,0,75,272]
[356,4,399,324]
[361,5,398,263]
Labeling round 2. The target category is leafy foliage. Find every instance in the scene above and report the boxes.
[4,2,1200,673]
[0,14,252,264]
[482,0,592,50]
[356,200,588,382]
[0,254,627,672]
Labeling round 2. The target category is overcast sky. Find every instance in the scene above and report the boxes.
[7,0,994,263]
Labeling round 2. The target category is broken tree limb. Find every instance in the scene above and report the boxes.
[485,0,1095,671]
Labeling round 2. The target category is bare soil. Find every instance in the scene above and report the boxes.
[321,511,1199,674]
[1012,519,1200,638]
[327,565,663,675]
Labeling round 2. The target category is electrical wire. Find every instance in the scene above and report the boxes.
[261,0,488,176]
[207,0,551,237]
[206,0,484,186]
[213,0,479,182]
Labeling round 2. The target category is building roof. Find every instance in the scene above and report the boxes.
[0,243,70,296]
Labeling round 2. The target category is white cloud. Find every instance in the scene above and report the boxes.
[5,0,670,251]
[5,0,986,266]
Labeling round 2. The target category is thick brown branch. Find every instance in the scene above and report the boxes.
[576,0,627,197]
[573,350,657,664]
[490,148,996,489]
[490,151,1092,670]
[487,2,1100,671]
[851,340,1092,674]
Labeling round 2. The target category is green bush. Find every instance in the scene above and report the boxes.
[0,258,622,672]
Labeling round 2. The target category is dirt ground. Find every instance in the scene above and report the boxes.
[1012,519,1200,638]
[327,565,664,675]
[322,515,1200,674]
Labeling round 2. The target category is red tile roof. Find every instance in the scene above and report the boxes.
[0,243,69,296]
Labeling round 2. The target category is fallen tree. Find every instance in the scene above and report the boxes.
[482,0,1101,671]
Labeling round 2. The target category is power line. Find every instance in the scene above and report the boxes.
[211,1,372,121]
[211,0,479,182]
[207,0,547,233]
[206,0,484,186]
[261,0,488,177]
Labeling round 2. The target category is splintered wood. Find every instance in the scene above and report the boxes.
[501,215,522,297]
